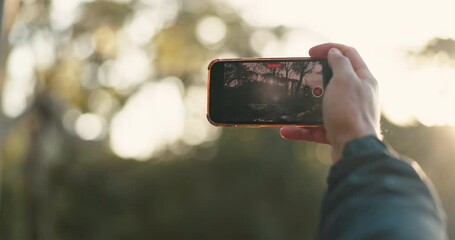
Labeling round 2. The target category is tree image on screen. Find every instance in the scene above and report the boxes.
[223,61,324,123]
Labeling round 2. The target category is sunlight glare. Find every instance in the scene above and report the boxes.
[225,0,455,127]
[410,65,455,126]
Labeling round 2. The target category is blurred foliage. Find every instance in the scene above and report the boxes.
[47,130,327,240]
[0,0,325,239]
[1,0,455,240]
[413,38,455,59]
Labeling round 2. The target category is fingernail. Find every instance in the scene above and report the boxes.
[329,48,342,55]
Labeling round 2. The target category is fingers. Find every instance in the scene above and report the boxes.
[279,43,376,146]
[280,126,329,144]
[309,43,373,80]
[327,48,357,81]
[308,43,337,58]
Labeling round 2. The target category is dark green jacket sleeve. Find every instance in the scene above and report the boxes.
[317,136,447,240]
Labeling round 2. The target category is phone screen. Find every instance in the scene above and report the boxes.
[208,58,332,126]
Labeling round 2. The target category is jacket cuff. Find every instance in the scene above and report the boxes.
[342,135,388,159]
[328,135,391,186]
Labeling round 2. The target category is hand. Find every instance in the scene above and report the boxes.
[280,43,381,162]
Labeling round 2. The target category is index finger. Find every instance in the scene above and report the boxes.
[280,126,329,144]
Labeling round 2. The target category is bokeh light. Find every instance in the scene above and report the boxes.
[2,44,36,118]
[196,16,227,46]
[109,77,185,159]
[97,45,152,91]
[75,113,106,141]
[182,86,221,146]
[2,0,455,239]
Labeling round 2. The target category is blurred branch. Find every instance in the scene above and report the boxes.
[410,38,455,59]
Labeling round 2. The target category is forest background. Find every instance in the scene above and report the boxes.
[1,0,455,239]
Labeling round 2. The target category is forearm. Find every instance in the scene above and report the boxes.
[318,136,447,240]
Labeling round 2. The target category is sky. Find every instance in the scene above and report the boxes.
[225,0,455,126]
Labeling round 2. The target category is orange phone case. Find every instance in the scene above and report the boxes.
[207,57,325,128]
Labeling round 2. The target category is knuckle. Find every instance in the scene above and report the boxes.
[345,46,358,55]
[368,77,379,88]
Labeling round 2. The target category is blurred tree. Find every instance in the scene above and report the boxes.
[0,0,20,150]
[1,0,329,240]
[412,38,455,60]
[0,0,22,239]
[48,138,328,240]
[2,0,454,239]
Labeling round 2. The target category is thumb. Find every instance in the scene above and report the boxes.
[327,48,356,79]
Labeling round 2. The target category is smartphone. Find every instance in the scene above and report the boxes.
[207,57,332,127]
